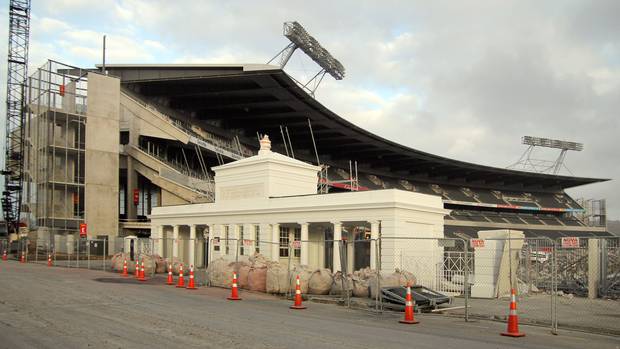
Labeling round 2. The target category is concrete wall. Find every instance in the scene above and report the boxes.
[84,73,120,239]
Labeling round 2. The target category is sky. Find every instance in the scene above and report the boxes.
[0,0,618,219]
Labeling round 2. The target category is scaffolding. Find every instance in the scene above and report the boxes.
[24,60,89,234]
[575,198,607,228]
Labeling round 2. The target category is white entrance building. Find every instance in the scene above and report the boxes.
[149,136,449,273]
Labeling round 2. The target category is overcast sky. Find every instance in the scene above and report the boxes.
[1,0,618,219]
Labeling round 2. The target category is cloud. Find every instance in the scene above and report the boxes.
[0,0,618,219]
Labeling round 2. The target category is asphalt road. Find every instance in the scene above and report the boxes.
[0,262,617,349]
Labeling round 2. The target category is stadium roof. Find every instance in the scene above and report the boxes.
[99,64,608,191]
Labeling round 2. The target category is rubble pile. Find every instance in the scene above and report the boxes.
[517,247,620,298]
[111,253,160,274]
[205,253,422,299]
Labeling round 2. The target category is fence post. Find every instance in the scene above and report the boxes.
[463,238,470,322]
[77,238,80,268]
[103,239,107,271]
[87,240,91,269]
[375,238,381,313]
[35,240,39,263]
[287,242,292,298]
[551,238,558,335]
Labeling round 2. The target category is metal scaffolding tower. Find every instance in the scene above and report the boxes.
[1,0,31,235]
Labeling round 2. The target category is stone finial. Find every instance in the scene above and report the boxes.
[258,134,271,155]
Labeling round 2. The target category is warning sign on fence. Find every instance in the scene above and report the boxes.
[213,237,220,246]
[243,239,254,246]
[79,223,87,237]
[291,240,301,249]
[561,237,580,248]
[470,239,485,248]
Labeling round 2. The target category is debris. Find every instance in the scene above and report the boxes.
[308,268,333,295]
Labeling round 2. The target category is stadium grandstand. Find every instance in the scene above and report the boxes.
[22,61,610,239]
[103,64,609,239]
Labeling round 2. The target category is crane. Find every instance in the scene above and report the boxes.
[1,0,31,235]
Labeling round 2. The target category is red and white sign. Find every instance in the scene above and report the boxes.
[470,239,485,248]
[243,239,254,246]
[291,240,301,249]
[133,189,139,206]
[79,223,87,237]
[212,237,220,246]
[561,237,580,248]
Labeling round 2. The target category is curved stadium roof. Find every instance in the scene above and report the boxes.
[100,63,607,192]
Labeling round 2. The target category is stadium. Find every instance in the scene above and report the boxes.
[17,59,609,242]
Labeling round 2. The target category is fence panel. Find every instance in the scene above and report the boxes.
[379,237,468,316]
[553,237,620,335]
[466,237,555,329]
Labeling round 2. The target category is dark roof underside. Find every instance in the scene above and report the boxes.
[101,64,607,192]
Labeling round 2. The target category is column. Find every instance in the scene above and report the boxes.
[189,224,196,267]
[232,224,240,258]
[172,225,179,259]
[126,159,137,220]
[156,225,164,257]
[245,223,254,256]
[332,222,342,272]
[210,224,220,260]
[271,223,280,262]
[300,222,309,266]
[370,221,379,270]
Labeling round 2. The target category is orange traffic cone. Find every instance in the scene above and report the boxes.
[20,252,25,263]
[501,289,525,337]
[134,259,140,279]
[227,272,242,300]
[186,265,197,290]
[47,254,52,267]
[290,275,306,309]
[166,263,174,285]
[121,259,129,277]
[138,260,147,281]
[2,250,7,261]
[175,264,185,288]
[399,284,419,324]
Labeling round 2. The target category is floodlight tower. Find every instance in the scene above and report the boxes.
[268,21,345,96]
[1,0,31,235]
[507,136,583,175]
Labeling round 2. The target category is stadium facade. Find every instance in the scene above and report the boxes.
[20,60,610,259]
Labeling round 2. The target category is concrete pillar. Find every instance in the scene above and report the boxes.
[232,224,241,257]
[271,223,280,262]
[210,224,220,260]
[346,227,354,273]
[126,159,137,220]
[300,222,309,266]
[588,239,601,299]
[172,225,179,259]
[244,224,254,255]
[189,224,196,267]
[259,223,269,256]
[332,222,342,272]
[370,221,379,270]
[156,225,164,257]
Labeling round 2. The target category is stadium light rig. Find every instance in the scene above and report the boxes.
[522,136,583,152]
[508,136,584,175]
[268,21,345,96]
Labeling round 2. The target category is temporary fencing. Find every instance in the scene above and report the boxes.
[551,236,620,334]
[4,233,618,335]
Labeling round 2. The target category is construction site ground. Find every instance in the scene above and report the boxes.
[0,262,618,349]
